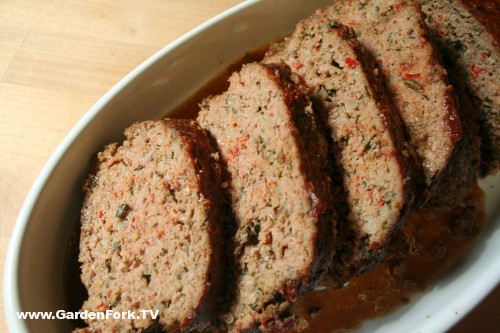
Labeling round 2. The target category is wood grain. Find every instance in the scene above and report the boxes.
[0,1,497,332]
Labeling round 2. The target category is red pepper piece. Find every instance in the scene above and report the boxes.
[345,57,359,68]
[404,73,421,79]
[470,64,484,77]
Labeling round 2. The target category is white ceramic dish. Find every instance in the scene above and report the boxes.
[4,0,500,332]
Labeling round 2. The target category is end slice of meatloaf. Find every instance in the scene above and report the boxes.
[197,62,334,332]
[324,0,462,193]
[420,0,500,175]
[264,16,415,279]
[78,119,224,333]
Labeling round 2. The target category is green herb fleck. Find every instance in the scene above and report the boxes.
[404,78,422,91]
[115,203,130,219]
[105,259,112,272]
[256,136,265,154]
[111,242,121,252]
[142,274,151,285]
[363,134,377,152]
[328,21,341,29]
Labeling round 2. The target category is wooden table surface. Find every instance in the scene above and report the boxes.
[0,1,497,332]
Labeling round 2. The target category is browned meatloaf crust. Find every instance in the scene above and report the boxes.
[198,62,334,332]
[78,119,224,332]
[324,0,463,197]
[420,0,499,175]
[263,15,416,280]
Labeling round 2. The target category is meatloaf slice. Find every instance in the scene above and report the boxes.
[324,0,462,194]
[264,16,415,278]
[420,0,499,175]
[422,78,481,209]
[198,62,334,332]
[78,119,224,332]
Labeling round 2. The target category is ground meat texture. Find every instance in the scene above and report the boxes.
[324,0,462,195]
[264,16,416,279]
[420,0,499,175]
[198,62,334,332]
[78,119,224,332]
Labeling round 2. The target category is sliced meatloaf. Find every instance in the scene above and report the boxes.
[78,119,224,332]
[264,16,415,279]
[423,78,480,209]
[420,0,499,175]
[198,62,334,332]
[324,0,462,193]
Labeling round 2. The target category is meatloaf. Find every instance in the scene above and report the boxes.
[324,0,462,195]
[78,119,224,332]
[263,16,415,279]
[198,62,334,332]
[422,78,480,209]
[420,0,499,175]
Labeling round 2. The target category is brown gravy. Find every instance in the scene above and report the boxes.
[286,186,485,332]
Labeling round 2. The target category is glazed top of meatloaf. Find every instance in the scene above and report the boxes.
[78,119,223,332]
[263,13,415,276]
[198,62,334,332]
[325,0,462,187]
[420,0,500,175]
